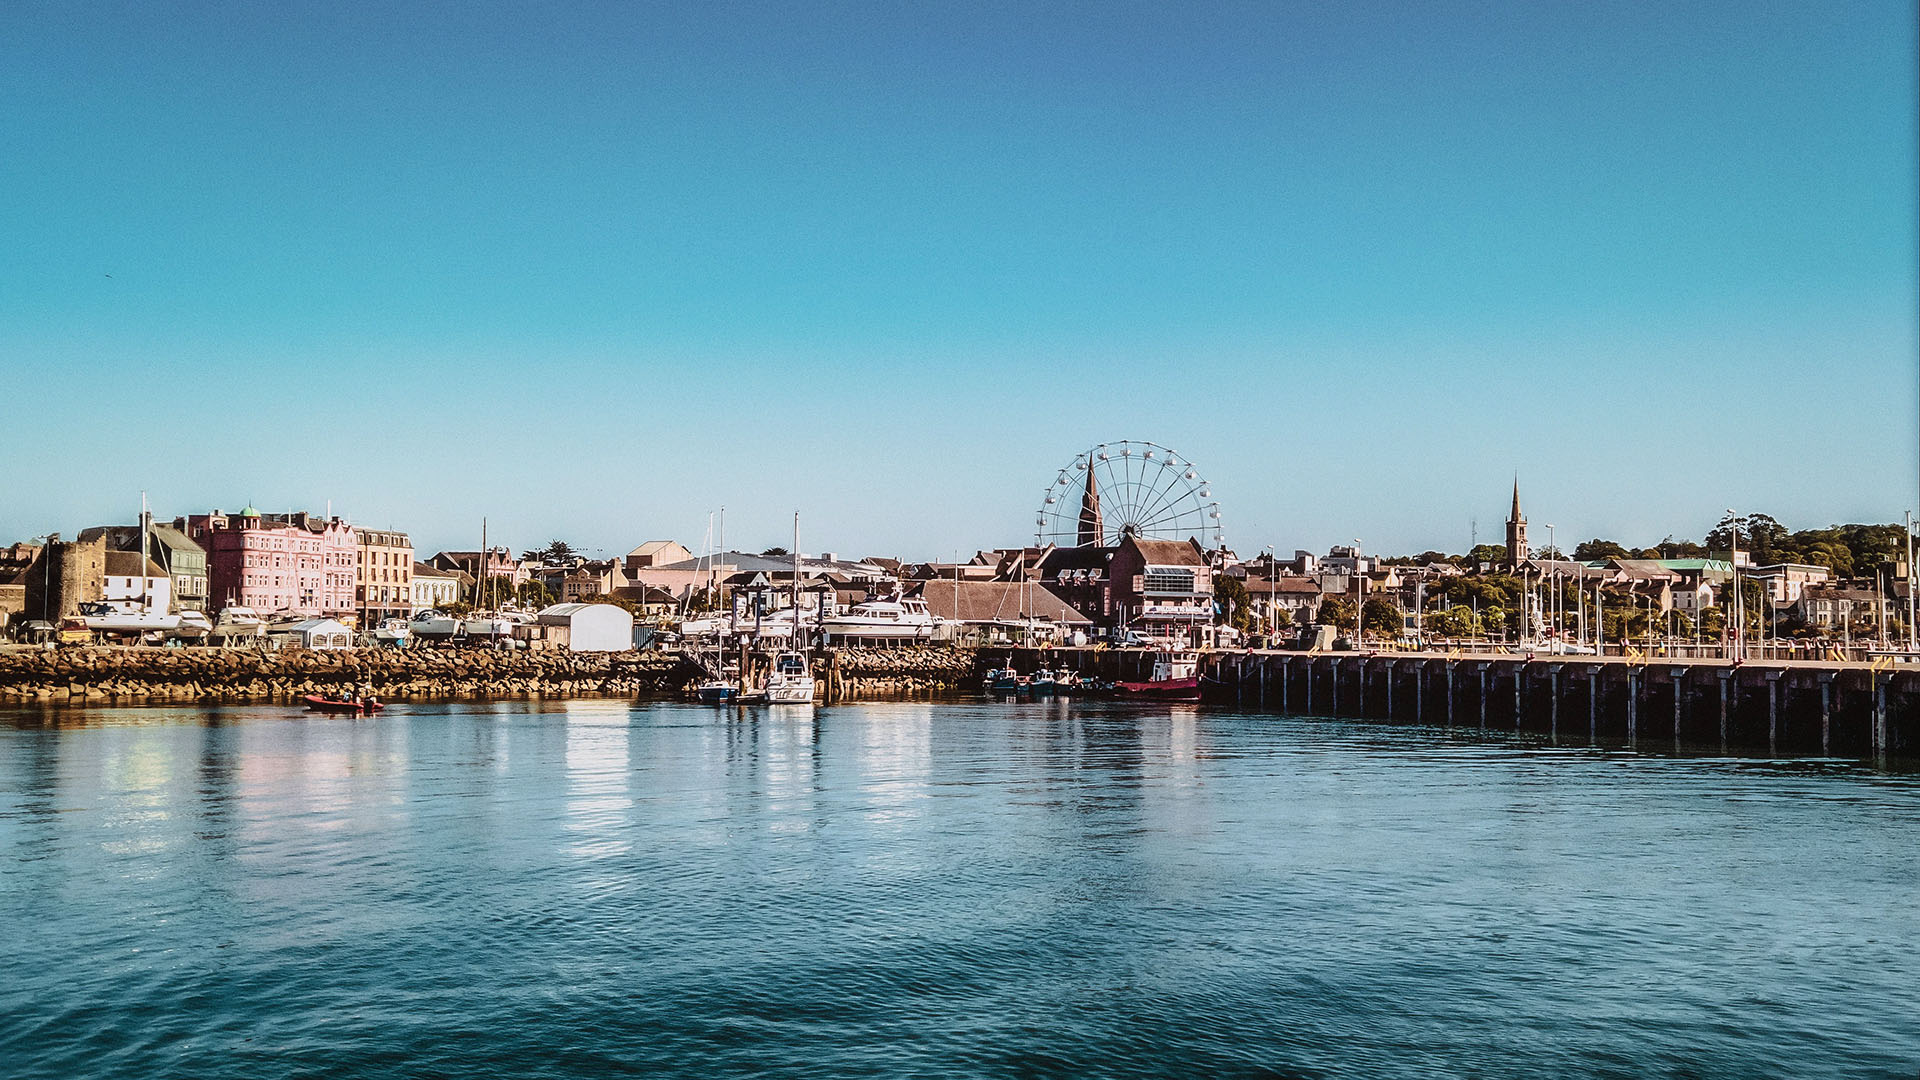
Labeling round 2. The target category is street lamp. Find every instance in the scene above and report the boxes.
[1262,545,1277,645]
[1545,523,1556,643]
[28,534,55,622]
[1352,539,1363,647]
[1726,509,1742,661]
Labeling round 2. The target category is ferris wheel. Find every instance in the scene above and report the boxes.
[1034,440,1224,549]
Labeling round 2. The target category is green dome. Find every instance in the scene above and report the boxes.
[240,505,260,517]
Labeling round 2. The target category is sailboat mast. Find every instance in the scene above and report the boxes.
[481,516,487,610]
[140,490,150,610]
[792,511,800,645]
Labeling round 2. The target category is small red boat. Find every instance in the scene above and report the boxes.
[1111,650,1203,703]
[301,694,384,714]
[1113,676,1201,702]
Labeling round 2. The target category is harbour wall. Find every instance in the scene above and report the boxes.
[1001,647,1918,759]
[6,645,1911,761]
[0,646,693,703]
[0,644,983,705]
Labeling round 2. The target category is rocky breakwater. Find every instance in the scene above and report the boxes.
[826,644,980,698]
[0,646,692,704]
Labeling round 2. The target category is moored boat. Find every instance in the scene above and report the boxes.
[821,597,945,641]
[761,651,816,705]
[695,679,739,703]
[983,662,1021,695]
[1112,651,1202,702]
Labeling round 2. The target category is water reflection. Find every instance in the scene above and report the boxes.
[561,699,632,861]
[0,699,1915,1080]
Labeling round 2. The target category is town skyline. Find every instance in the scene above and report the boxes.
[4,471,1908,569]
[4,3,1915,557]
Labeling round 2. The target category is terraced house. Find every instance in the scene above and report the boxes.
[356,528,414,627]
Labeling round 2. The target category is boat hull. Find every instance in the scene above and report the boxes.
[1111,677,1201,702]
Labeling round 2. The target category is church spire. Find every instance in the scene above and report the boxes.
[1076,459,1104,547]
[1505,476,1528,569]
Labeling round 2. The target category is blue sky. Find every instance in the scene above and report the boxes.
[3,1,1915,560]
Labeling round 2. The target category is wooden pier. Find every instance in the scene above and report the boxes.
[992,648,1917,760]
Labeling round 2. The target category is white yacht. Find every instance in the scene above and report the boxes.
[211,606,265,640]
[410,609,462,641]
[761,651,816,705]
[173,610,213,640]
[462,611,531,645]
[371,618,411,646]
[78,600,182,634]
[821,597,944,641]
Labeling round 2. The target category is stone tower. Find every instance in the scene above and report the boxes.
[1505,479,1528,569]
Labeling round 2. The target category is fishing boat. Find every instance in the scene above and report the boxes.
[761,651,816,705]
[695,679,739,703]
[301,693,383,714]
[1112,650,1201,702]
[983,662,1021,695]
[821,597,945,641]
[1028,668,1059,696]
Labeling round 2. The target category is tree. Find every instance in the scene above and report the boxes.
[521,540,578,564]
[1707,513,1788,560]
[516,581,556,608]
[587,592,646,615]
[1573,539,1629,561]
[474,575,515,609]
[1428,605,1479,638]
[1213,574,1255,631]
[1316,596,1355,630]
[760,546,789,557]
[1468,544,1508,566]
[1270,607,1293,630]
[1362,597,1404,637]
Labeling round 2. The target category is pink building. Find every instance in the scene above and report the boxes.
[181,508,358,617]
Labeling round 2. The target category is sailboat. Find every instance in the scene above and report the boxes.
[754,512,815,705]
[84,492,183,636]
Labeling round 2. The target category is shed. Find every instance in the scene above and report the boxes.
[276,618,354,650]
[532,603,634,652]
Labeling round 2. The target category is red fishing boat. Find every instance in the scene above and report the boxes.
[301,694,384,714]
[1112,651,1202,702]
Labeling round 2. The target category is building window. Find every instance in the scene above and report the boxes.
[1144,567,1196,595]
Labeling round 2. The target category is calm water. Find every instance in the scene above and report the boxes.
[2,699,1916,1079]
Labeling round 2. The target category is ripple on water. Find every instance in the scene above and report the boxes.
[0,699,1916,1079]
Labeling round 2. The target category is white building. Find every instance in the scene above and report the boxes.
[101,551,172,613]
[527,603,633,652]
[411,562,463,612]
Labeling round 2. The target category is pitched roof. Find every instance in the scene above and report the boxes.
[1244,575,1324,595]
[103,550,166,577]
[1125,538,1208,566]
[907,580,1093,624]
[413,561,459,578]
[1035,546,1114,574]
